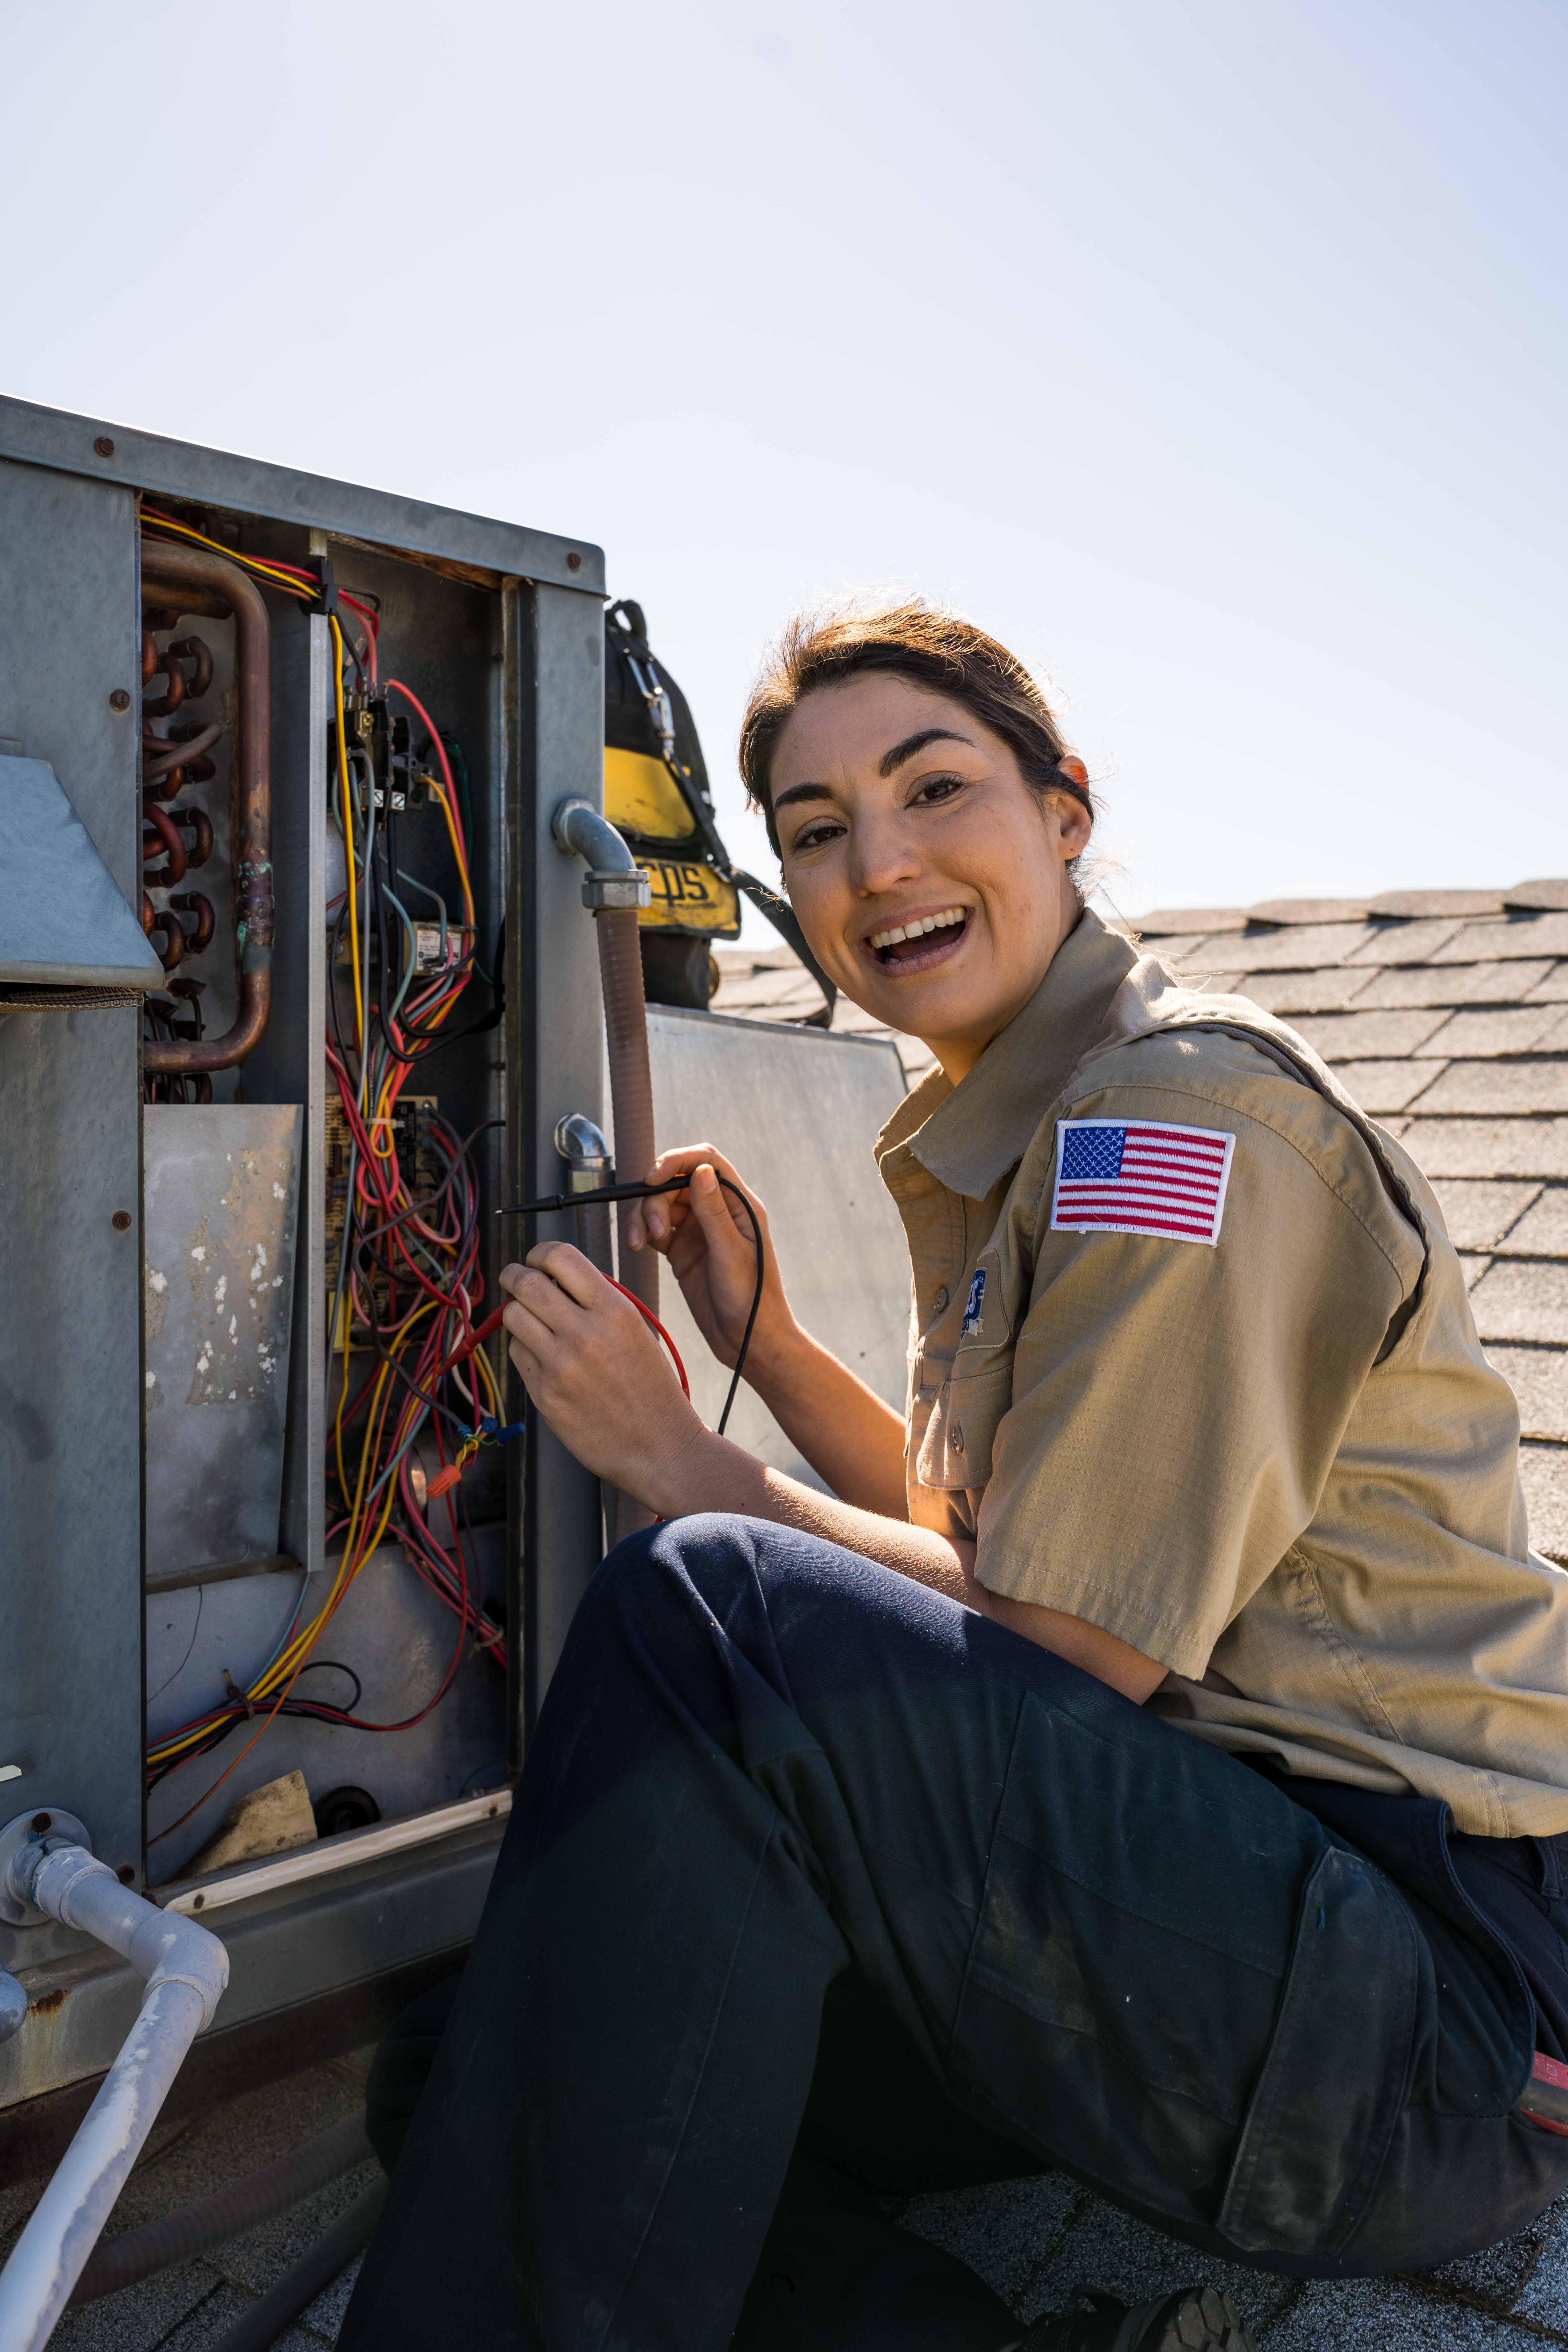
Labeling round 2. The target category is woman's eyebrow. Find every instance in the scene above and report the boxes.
[772,727,973,814]
[878,726,971,777]
[772,781,834,815]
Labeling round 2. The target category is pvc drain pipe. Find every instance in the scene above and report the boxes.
[0,1830,229,2352]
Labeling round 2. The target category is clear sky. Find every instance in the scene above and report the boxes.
[4,0,1563,927]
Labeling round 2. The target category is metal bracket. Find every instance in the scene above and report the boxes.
[0,1807,92,1928]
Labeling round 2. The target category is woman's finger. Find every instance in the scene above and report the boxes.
[501,1295,555,1364]
[635,1143,745,1247]
[502,1263,583,1339]
[686,1163,758,1267]
[525,1238,607,1310]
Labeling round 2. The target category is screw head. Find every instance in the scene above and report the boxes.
[111,1210,132,1232]
[566,551,583,572]
[30,1814,50,1834]
[108,688,131,713]
[93,436,114,458]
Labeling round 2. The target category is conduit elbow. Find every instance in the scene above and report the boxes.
[551,796,651,912]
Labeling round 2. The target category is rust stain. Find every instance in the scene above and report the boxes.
[28,1987,67,2018]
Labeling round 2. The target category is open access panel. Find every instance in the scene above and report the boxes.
[0,395,615,2148]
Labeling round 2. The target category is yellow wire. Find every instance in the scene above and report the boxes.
[425,780,477,927]
[141,511,318,598]
[332,619,363,1058]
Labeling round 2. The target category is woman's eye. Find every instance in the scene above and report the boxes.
[911,773,966,806]
[791,820,845,852]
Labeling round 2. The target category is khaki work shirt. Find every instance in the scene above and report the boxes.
[877,905,1568,1838]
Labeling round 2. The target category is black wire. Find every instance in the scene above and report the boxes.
[497,1174,764,1439]
[293,1658,364,1712]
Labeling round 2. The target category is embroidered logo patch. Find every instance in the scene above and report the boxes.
[1051,1119,1234,1246]
[961,1268,986,1337]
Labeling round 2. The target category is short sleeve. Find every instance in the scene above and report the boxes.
[973,1078,1416,1680]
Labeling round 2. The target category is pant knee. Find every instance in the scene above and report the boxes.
[588,1511,763,1624]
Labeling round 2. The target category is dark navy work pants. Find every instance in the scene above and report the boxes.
[337,1516,1568,2352]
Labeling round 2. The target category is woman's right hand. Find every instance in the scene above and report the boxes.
[624,1144,798,1382]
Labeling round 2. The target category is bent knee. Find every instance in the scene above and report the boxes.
[588,1512,812,1627]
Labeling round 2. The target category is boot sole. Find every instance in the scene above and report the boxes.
[1137,2287,1256,2352]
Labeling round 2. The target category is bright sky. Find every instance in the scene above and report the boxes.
[4,0,1563,927]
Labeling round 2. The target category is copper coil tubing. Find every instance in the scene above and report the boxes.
[141,626,215,717]
[142,722,222,790]
[140,541,272,1072]
[149,910,185,970]
[173,805,213,868]
[168,891,215,954]
[141,800,188,886]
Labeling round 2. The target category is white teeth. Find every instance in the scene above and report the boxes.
[868,907,967,953]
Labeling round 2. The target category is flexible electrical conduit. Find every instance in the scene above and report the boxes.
[66,2110,372,2308]
[0,1843,229,2352]
[550,798,659,1321]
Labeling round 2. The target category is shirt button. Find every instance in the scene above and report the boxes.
[932,1285,950,1315]
[950,1425,965,1455]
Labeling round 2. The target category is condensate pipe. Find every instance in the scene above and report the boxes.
[551,797,658,1321]
[140,539,273,1071]
[0,1840,229,2351]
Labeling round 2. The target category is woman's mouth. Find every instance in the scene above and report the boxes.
[863,905,971,973]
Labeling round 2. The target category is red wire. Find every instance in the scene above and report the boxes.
[606,1280,690,1396]
[384,679,467,863]
[436,1283,689,1397]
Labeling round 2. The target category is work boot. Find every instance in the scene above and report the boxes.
[1018,2284,1256,2352]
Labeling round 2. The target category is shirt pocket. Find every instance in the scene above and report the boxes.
[914,1350,1015,1492]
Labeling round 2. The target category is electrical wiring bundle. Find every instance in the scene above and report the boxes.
[139,510,513,1830]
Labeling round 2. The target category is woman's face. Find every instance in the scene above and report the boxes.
[770,674,1093,1081]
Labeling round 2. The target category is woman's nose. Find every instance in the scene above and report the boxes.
[848,813,922,897]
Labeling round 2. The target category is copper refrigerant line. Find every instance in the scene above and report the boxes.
[138,537,274,1091]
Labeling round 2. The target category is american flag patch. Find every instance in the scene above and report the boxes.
[1051,1119,1234,1246]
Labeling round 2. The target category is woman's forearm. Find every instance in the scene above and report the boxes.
[744,1322,911,1517]
[645,1422,973,1603]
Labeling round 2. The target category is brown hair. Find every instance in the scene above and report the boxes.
[738,597,1095,861]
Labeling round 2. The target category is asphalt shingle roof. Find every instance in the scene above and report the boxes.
[714,883,1568,2346]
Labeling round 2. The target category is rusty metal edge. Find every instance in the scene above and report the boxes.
[0,1949,462,2187]
[0,394,605,599]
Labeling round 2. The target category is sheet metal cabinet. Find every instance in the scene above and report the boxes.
[0,397,608,2142]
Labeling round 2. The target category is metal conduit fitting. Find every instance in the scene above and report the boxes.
[0,1969,25,2045]
[555,1112,613,1279]
[0,1812,229,2352]
[550,795,651,911]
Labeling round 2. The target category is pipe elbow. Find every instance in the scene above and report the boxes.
[142,1913,229,2033]
[24,1847,228,2031]
[551,798,651,911]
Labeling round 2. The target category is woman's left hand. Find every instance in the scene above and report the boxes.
[499,1243,704,1501]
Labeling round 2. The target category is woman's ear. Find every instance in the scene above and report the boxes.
[1059,754,1090,788]
[1050,783,1094,862]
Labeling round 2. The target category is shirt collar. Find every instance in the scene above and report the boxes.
[876,906,1142,1201]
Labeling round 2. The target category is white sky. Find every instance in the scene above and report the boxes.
[4,0,1563,928]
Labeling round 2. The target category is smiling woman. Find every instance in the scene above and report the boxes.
[342,599,1568,2352]
[737,600,1096,1081]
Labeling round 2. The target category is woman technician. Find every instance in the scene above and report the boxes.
[341,605,1568,2352]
